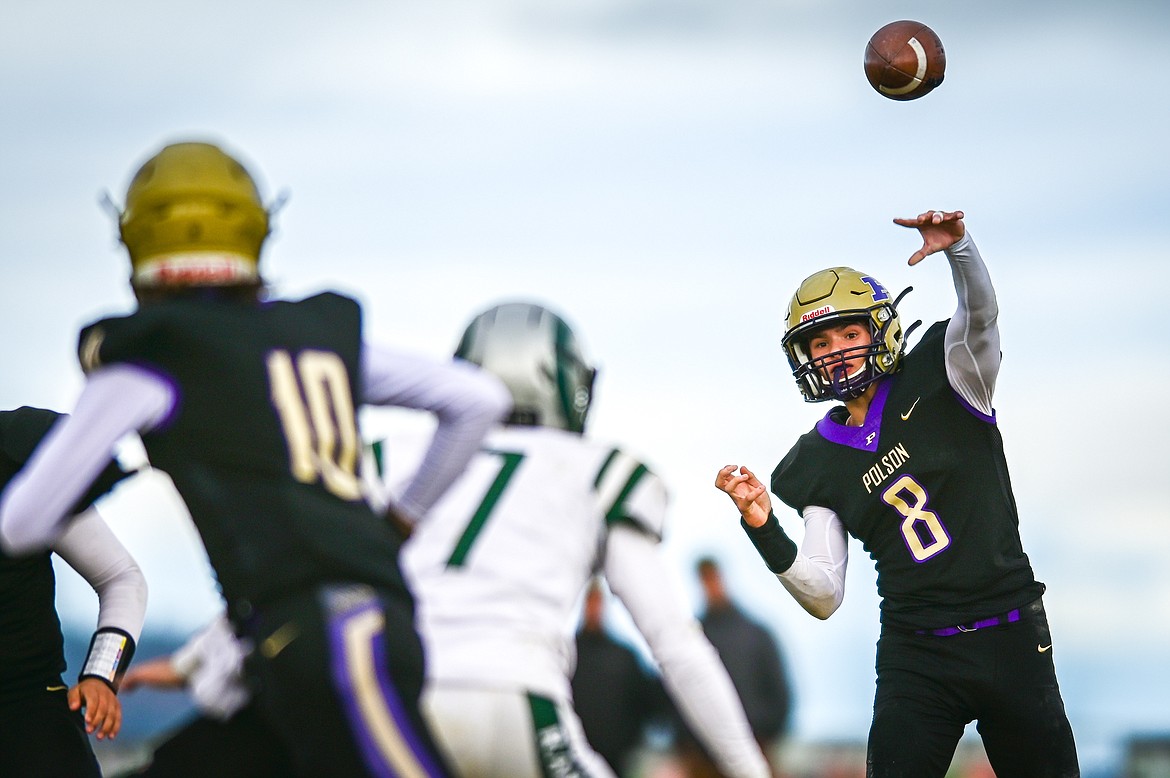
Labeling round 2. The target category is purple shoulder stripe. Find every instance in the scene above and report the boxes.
[952,389,996,424]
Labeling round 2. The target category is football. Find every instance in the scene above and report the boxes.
[864,20,946,101]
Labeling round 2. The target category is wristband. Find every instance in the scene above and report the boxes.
[741,510,798,574]
[80,627,136,691]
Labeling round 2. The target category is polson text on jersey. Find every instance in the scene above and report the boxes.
[862,442,910,494]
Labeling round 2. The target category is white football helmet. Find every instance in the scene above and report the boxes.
[455,302,597,433]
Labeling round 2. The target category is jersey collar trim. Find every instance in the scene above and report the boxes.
[815,376,892,452]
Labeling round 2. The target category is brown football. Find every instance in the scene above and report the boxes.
[864,20,946,101]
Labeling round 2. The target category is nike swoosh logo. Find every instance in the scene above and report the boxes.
[901,397,921,421]
[46,685,68,692]
[260,621,301,659]
[1038,644,1053,653]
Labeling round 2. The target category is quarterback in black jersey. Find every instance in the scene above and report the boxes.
[0,141,509,777]
[716,210,1079,777]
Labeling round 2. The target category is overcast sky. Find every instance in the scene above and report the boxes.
[3,1,1168,773]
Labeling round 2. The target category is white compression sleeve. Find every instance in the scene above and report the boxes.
[604,524,771,778]
[943,232,1001,416]
[362,344,510,522]
[52,507,148,642]
[776,505,849,619]
[0,365,173,554]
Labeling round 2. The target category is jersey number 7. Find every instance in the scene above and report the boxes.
[447,449,525,568]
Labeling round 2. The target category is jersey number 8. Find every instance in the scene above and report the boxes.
[881,474,951,562]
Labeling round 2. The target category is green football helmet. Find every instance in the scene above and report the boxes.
[455,302,597,433]
[118,141,270,289]
[781,266,906,402]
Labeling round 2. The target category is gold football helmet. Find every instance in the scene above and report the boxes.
[118,141,270,288]
[781,266,906,402]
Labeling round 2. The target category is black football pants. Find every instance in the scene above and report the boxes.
[867,599,1080,777]
[0,683,101,778]
[115,704,293,778]
[244,584,453,778]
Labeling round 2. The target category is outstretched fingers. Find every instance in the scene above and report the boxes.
[892,209,966,265]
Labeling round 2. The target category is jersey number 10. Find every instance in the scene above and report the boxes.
[267,349,363,501]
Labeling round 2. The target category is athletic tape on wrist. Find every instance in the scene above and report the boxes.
[80,628,136,691]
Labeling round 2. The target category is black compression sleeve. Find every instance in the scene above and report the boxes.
[741,511,798,574]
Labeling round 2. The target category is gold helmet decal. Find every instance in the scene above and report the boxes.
[781,267,906,402]
[118,141,270,288]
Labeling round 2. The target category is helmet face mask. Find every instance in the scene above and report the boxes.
[118,141,270,290]
[455,302,597,433]
[782,267,905,403]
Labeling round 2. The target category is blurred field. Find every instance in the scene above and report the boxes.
[88,736,1011,778]
[95,727,1170,777]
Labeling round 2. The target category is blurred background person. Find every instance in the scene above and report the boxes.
[675,557,793,778]
[572,577,669,776]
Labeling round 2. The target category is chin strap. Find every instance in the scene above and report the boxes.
[79,627,136,692]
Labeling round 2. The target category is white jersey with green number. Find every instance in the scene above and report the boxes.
[398,424,666,701]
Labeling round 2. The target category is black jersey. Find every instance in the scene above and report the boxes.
[77,292,409,621]
[772,321,1043,630]
[0,406,129,699]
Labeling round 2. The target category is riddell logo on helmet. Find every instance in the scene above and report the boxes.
[801,306,834,322]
